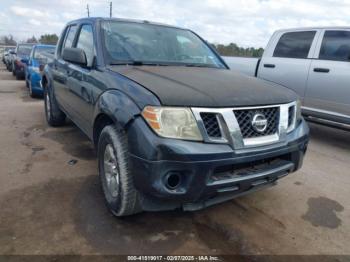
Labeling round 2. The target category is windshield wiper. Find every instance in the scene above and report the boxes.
[184,63,217,68]
[110,60,142,66]
[110,60,168,66]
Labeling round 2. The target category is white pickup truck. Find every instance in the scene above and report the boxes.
[224,27,350,128]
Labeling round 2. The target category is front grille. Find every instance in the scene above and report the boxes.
[234,107,279,138]
[200,113,222,138]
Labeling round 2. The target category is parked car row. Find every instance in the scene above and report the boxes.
[3,48,16,71]
[3,43,55,97]
[1,46,16,65]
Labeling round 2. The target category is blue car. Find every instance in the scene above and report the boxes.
[25,44,56,97]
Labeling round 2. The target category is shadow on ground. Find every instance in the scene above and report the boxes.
[308,122,350,150]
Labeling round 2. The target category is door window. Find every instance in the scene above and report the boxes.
[273,31,316,59]
[61,25,78,55]
[76,24,95,67]
[319,30,350,61]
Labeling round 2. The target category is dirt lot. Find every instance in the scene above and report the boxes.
[0,63,349,256]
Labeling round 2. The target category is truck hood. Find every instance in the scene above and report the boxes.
[109,66,298,107]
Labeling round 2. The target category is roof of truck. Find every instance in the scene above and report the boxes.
[276,26,350,32]
[66,17,188,31]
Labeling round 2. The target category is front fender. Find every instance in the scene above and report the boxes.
[93,90,143,129]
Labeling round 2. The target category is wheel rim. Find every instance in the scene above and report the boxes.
[103,144,120,198]
[45,93,51,119]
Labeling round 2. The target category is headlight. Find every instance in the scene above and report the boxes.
[142,106,203,141]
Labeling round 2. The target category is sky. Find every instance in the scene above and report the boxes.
[0,0,349,47]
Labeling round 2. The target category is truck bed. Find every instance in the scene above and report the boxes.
[223,56,259,77]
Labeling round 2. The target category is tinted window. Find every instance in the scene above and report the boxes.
[319,30,350,61]
[63,25,77,50]
[273,31,316,59]
[76,24,95,66]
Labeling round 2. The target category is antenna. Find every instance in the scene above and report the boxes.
[86,4,90,17]
[110,2,112,17]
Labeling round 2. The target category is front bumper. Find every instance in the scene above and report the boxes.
[128,117,309,211]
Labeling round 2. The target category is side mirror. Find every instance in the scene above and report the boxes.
[62,47,87,66]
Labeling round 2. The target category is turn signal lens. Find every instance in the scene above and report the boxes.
[296,99,302,121]
[142,106,203,141]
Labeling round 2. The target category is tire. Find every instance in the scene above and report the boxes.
[98,125,142,217]
[29,82,35,98]
[15,70,21,80]
[44,85,66,126]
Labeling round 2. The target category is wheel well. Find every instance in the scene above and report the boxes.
[93,114,114,147]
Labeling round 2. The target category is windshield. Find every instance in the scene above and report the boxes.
[17,45,33,56]
[34,46,55,59]
[101,21,225,68]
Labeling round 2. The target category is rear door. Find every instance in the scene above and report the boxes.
[258,30,319,101]
[304,30,350,123]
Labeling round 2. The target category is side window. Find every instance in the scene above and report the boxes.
[319,30,350,61]
[76,24,95,66]
[62,25,78,51]
[273,31,316,59]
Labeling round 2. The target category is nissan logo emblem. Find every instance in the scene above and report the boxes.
[251,113,268,133]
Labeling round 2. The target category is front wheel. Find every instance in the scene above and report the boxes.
[44,86,66,126]
[98,125,142,217]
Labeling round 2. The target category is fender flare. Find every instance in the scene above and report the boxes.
[93,89,142,131]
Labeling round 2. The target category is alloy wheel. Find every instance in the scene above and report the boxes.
[103,144,120,198]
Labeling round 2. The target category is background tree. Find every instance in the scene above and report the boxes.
[0,35,17,46]
[212,43,264,57]
[39,34,59,45]
[26,35,38,43]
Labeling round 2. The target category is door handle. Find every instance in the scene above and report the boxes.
[264,64,275,68]
[81,87,91,103]
[313,68,330,73]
